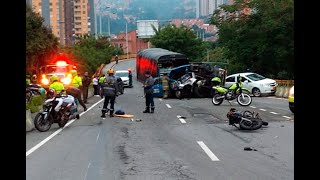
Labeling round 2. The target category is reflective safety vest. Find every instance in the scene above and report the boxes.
[49,82,65,94]
[162,76,169,90]
[99,76,105,84]
[71,76,82,88]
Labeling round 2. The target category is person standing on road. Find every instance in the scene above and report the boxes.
[98,74,106,98]
[143,71,155,113]
[70,70,87,111]
[92,75,99,96]
[82,71,91,103]
[101,69,119,118]
[115,55,119,64]
[128,69,133,87]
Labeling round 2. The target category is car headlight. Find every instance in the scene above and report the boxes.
[61,77,71,85]
[41,78,49,85]
[289,86,294,96]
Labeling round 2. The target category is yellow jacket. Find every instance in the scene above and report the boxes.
[49,81,65,94]
[71,76,82,88]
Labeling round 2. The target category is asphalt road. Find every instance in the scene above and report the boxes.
[26,59,294,180]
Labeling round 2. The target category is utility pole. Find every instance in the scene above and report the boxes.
[126,22,129,59]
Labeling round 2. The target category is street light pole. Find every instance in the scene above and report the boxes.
[126,22,129,59]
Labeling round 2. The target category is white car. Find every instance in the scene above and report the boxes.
[224,72,277,97]
[114,70,129,87]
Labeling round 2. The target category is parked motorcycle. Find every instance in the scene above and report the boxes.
[227,108,268,130]
[171,72,197,99]
[34,90,78,132]
[211,76,252,106]
[26,84,42,103]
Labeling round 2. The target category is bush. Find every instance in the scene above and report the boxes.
[26,94,45,113]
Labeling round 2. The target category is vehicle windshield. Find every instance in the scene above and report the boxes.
[115,72,128,77]
[246,73,266,81]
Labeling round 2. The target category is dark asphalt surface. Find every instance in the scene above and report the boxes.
[26,59,294,180]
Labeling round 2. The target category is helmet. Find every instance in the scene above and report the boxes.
[70,70,77,76]
[39,88,46,95]
[47,89,56,98]
[211,77,221,83]
[108,69,114,74]
[128,69,131,72]
[50,75,59,82]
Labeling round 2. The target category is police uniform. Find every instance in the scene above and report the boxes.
[101,69,119,117]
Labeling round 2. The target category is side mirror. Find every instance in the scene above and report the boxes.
[244,80,249,83]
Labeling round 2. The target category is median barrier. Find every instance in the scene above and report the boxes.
[276,86,284,97]
[26,109,34,132]
[282,86,290,98]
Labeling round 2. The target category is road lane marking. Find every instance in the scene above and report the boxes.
[282,116,291,119]
[234,102,238,104]
[83,162,91,180]
[166,104,172,108]
[267,97,288,101]
[270,112,278,114]
[197,141,220,161]
[177,115,186,124]
[259,109,266,111]
[159,98,163,101]
[26,98,105,157]
[250,106,256,108]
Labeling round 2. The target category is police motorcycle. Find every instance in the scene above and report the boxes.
[34,89,78,132]
[211,75,252,106]
[227,108,268,130]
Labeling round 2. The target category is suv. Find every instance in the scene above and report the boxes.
[289,86,294,113]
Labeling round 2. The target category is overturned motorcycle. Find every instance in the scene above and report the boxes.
[34,90,79,132]
[227,108,268,130]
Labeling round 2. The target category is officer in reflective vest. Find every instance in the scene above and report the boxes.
[101,69,119,118]
[162,73,170,99]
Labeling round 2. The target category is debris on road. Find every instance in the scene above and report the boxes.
[244,147,258,151]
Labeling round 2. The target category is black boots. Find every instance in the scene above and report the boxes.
[101,109,107,118]
[143,107,155,113]
[110,110,114,117]
[143,107,150,113]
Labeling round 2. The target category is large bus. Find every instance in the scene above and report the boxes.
[136,48,189,82]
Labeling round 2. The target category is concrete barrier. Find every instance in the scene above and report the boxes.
[26,109,34,132]
[282,86,290,98]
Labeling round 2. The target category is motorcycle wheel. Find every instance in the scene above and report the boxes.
[175,90,183,99]
[212,94,223,105]
[237,93,252,106]
[58,119,68,128]
[34,113,52,132]
[239,117,263,130]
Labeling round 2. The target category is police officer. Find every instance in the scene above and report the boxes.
[115,55,119,64]
[49,75,65,94]
[98,74,106,98]
[143,71,155,113]
[70,70,87,111]
[82,71,91,103]
[128,69,133,87]
[101,69,119,118]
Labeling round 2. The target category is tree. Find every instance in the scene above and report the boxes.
[26,6,59,75]
[68,35,117,75]
[150,24,207,60]
[210,0,294,79]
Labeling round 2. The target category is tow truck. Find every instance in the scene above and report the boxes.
[39,60,76,90]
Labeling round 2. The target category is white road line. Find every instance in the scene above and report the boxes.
[259,109,266,111]
[96,131,100,142]
[267,97,287,101]
[166,104,172,108]
[234,102,238,104]
[282,116,291,119]
[270,112,278,115]
[197,141,220,161]
[83,162,91,180]
[159,98,163,101]
[26,98,105,157]
[250,106,256,108]
[176,115,186,123]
